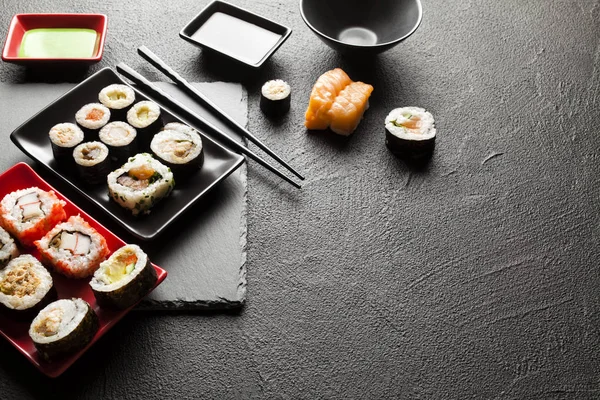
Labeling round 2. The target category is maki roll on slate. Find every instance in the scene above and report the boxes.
[48,123,84,166]
[0,187,67,247]
[0,226,19,269]
[99,121,138,166]
[35,215,110,279]
[75,103,110,140]
[107,153,175,216]
[29,298,99,361]
[73,141,111,185]
[150,123,203,176]
[90,244,157,309]
[385,107,436,159]
[98,84,136,120]
[127,101,162,149]
[0,255,55,317]
[260,79,291,116]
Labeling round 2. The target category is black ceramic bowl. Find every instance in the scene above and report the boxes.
[299,0,422,56]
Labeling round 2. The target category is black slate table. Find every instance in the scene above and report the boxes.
[1,1,599,398]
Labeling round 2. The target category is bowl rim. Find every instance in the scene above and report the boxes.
[298,0,422,49]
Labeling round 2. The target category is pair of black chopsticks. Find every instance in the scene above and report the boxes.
[116,46,303,189]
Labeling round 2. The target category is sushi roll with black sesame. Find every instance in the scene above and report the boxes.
[29,298,99,361]
[48,123,84,166]
[98,84,136,121]
[75,103,111,140]
[107,153,175,216]
[73,141,111,185]
[90,244,157,309]
[150,123,203,177]
[385,107,436,159]
[0,226,19,269]
[99,121,138,167]
[127,101,162,149]
[260,79,291,116]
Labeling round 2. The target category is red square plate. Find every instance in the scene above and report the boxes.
[2,13,107,64]
[0,162,167,378]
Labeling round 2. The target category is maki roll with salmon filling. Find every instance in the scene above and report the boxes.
[90,245,157,309]
[127,101,162,149]
[73,141,111,185]
[0,226,19,269]
[107,153,175,216]
[99,121,138,167]
[385,107,436,159]
[75,103,110,140]
[35,215,110,279]
[0,255,55,317]
[48,123,84,166]
[98,84,136,120]
[150,123,203,176]
[29,298,98,361]
[0,187,67,247]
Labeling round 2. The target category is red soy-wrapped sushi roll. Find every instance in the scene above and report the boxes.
[0,187,67,247]
[35,215,110,279]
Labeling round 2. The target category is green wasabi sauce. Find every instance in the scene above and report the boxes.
[18,28,98,58]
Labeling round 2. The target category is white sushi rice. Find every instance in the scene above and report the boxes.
[150,128,203,165]
[0,226,19,268]
[99,122,137,146]
[73,141,109,167]
[90,244,148,292]
[0,187,65,231]
[0,255,53,310]
[49,123,84,148]
[98,84,136,110]
[75,103,111,130]
[261,79,291,101]
[385,107,436,141]
[127,101,161,129]
[29,298,89,344]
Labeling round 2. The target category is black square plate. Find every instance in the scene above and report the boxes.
[10,67,245,240]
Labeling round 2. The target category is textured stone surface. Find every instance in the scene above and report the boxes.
[0,0,599,398]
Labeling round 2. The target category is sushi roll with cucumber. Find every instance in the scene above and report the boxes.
[29,298,99,361]
[260,79,291,116]
[48,123,84,166]
[0,187,67,247]
[98,84,136,120]
[99,121,138,166]
[150,123,203,176]
[90,244,157,309]
[127,101,162,149]
[0,255,55,317]
[35,215,110,279]
[73,141,111,185]
[385,107,436,159]
[0,226,19,269]
[107,153,175,216]
[75,103,111,140]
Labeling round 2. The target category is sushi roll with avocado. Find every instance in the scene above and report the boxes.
[35,215,110,279]
[90,244,157,309]
[127,101,162,149]
[107,153,175,216]
[0,255,55,317]
[48,123,85,166]
[29,298,99,361]
[99,121,138,166]
[150,123,203,177]
[384,107,436,159]
[98,84,136,120]
[260,79,291,116]
[73,141,111,185]
[75,103,111,140]
[0,226,19,269]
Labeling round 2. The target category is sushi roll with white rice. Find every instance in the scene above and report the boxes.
[150,123,203,176]
[35,215,110,279]
[107,153,175,216]
[260,79,291,116]
[73,141,111,185]
[0,187,67,247]
[127,101,162,149]
[29,298,98,361]
[99,121,138,166]
[0,226,19,269]
[90,244,157,309]
[384,107,436,159]
[75,103,111,139]
[98,84,136,120]
[0,255,55,316]
[48,123,84,165]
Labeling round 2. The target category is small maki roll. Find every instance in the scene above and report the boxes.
[385,107,436,159]
[99,121,138,166]
[35,215,110,279]
[29,298,99,361]
[75,103,111,140]
[126,101,162,149]
[98,84,136,120]
[260,79,291,116]
[0,187,67,247]
[90,244,158,309]
[48,123,84,166]
[107,153,175,216]
[0,226,19,269]
[0,255,55,317]
[150,123,203,177]
[73,141,111,185]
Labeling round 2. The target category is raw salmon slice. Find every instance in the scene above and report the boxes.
[328,82,374,136]
[304,68,352,130]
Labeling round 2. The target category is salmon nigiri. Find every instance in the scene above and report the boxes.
[304,68,373,135]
